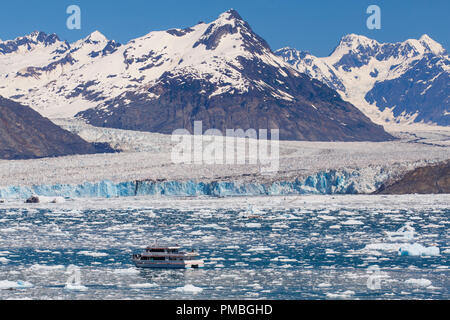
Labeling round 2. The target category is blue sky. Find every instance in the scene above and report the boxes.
[0,0,448,56]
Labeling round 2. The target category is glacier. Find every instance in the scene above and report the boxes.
[0,169,383,200]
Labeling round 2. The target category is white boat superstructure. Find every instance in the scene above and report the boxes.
[132,245,205,269]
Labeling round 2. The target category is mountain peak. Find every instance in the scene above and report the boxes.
[418,34,446,55]
[339,34,379,47]
[193,9,270,53]
[218,9,243,21]
[25,31,60,44]
[0,31,62,55]
[84,31,108,44]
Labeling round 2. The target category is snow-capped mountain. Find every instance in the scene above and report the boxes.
[0,30,121,117]
[0,10,392,141]
[276,34,449,126]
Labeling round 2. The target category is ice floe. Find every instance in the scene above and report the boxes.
[341,219,364,225]
[0,257,10,264]
[173,284,203,294]
[405,278,432,288]
[386,223,415,241]
[113,268,140,275]
[77,251,108,257]
[29,264,65,272]
[326,290,355,299]
[64,283,88,291]
[0,280,33,289]
[129,283,159,289]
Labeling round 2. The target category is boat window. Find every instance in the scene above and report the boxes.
[152,257,166,261]
[147,249,165,253]
[169,257,180,261]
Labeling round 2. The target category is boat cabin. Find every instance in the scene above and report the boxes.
[145,246,180,254]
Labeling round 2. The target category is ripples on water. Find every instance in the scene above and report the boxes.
[0,195,448,300]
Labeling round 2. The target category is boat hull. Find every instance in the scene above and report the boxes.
[133,260,204,269]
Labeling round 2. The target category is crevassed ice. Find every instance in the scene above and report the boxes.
[0,170,370,200]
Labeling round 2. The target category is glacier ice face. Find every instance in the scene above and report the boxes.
[0,169,385,200]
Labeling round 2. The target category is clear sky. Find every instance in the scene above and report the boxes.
[0,0,448,57]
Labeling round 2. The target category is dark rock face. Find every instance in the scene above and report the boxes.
[16,54,76,78]
[88,40,122,58]
[376,161,450,194]
[0,96,101,160]
[25,196,40,204]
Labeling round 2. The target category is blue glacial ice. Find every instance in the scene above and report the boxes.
[398,243,440,257]
[0,169,382,200]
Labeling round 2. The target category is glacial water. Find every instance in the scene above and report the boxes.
[0,195,448,300]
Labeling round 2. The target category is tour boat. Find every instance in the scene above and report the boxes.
[132,245,204,269]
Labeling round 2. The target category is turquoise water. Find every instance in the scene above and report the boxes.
[0,196,448,299]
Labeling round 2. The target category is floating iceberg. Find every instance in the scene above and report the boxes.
[398,243,440,257]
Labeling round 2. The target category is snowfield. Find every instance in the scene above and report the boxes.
[0,119,449,199]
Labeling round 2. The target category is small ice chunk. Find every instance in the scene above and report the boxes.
[173,284,203,294]
[129,283,159,289]
[245,223,262,228]
[405,278,432,288]
[342,219,364,225]
[318,215,337,221]
[317,283,332,288]
[113,268,139,275]
[77,251,108,257]
[326,290,355,299]
[29,264,65,272]
[248,246,272,252]
[64,283,88,291]
[387,224,415,241]
[0,257,10,264]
